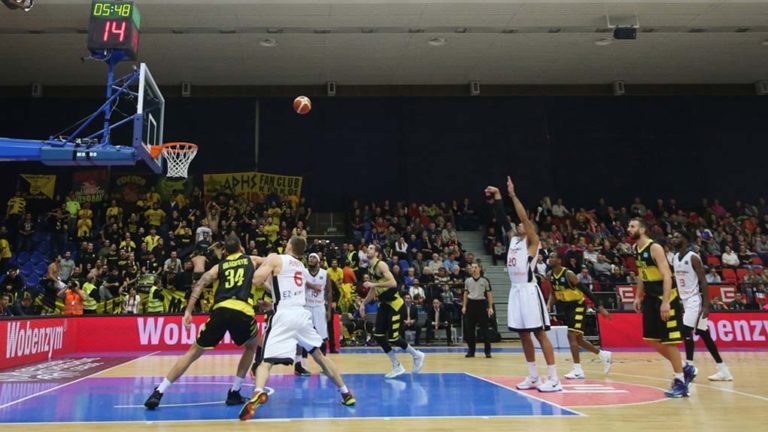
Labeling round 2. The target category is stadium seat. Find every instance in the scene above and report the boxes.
[624,256,637,273]
[755,267,764,275]
[706,256,721,268]
[721,268,737,284]
[16,251,29,265]
[29,252,43,264]
[35,261,48,275]
[736,268,749,282]
[751,257,763,266]
[21,262,35,275]
[26,274,39,288]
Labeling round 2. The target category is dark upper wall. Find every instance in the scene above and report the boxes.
[0,96,766,211]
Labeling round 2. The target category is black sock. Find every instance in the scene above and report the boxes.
[682,325,695,362]
[696,329,723,364]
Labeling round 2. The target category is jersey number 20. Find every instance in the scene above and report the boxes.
[224,268,245,288]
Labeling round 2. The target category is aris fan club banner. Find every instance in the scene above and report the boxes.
[18,174,56,200]
[72,169,108,203]
[203,171,302,201]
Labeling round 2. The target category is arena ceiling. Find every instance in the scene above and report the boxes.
[1,0,767,86]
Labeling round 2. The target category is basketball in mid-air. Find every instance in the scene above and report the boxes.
[293,96,311,115]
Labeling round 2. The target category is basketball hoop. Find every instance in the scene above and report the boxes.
[150,142,197,178]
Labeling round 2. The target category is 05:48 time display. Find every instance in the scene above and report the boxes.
[93,2,131,17]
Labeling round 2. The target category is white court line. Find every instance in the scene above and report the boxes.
[0,414,582,425]
[602,370,768,403]
[114,386,276,408]
[463,373,586,417]
[116,401,223,408]
[0,351,160,410]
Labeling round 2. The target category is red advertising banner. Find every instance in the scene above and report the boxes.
[599,312,768,349]
[616,284,739,305]
[2,314,342,370]
[0,318,73,370]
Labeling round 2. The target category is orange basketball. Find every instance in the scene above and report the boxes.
[293,96,312,115]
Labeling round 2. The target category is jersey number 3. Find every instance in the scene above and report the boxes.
[224,268,245,288]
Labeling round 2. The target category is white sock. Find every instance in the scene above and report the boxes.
[254,387,264,394]
[717,363,728,371]
[387,351,400,367]
[231,376,243,392]
[573,363,583,372]
[547,364,557,380]
[339,385,349,394]
[157,378,172,393]
[295,355,302,364]
[674,372,684,381]
[302,358,309,368]
[684,360,693,367]
[527,362,537,378]
[405,345,419,356]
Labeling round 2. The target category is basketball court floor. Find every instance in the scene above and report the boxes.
[1,345,766,431]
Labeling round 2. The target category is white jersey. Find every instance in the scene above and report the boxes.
[672,251,700,301]
[507,236,539,284]
[304,267,328,307]
[273,255,307,309]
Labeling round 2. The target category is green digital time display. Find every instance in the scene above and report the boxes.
[92,2,132,18]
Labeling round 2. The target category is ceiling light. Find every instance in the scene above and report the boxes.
[266,28,283,34]
[314,28,331,34]
[428,37,447,46]
[501,29,517,34]
[594,38,613,46]
[361,28,374,34]
[409,28,425,33]
[455,27,467,33]
[259,38,278,47]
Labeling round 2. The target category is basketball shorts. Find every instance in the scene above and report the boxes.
[641,291,683,344]
[262,306,323,365]
[682,295,708,331]
[374,300,404,343]
[507,283,550,332]
[306,304,329,340]
[196,307,258,349]
[555,300,586,334]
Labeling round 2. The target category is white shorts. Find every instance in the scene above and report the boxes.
[682,296,707,330]
[306,304,329,340]
[507,283,551,332]
[262,307,324,364]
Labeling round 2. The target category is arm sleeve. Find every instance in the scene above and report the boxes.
[576,283,601,307]
[491,200,513,232]
[483,277,492,292]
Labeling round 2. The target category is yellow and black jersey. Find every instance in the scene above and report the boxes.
[213,253,255,316]
[549,268,585,303]
[368,259,401,305]
[634,240,670,298]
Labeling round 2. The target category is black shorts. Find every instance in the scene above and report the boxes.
[196,307,258,349]
[374,300,404,342]
[641,291,683,345]
[555,300,586,334]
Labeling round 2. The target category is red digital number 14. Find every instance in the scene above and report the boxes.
[103,20,127,43]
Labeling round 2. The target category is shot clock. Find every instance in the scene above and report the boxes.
[87,0,141,60]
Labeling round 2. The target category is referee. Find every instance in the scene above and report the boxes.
[462,263,494,358]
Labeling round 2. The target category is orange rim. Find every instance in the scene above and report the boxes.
[149,142,197,159]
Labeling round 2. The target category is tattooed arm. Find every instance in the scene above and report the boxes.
[183,266,218,328]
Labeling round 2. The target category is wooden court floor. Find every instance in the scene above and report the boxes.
[2,344,766,432]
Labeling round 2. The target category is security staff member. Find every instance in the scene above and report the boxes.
[462,263,494,358]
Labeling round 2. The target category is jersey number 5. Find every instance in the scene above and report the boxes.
[224,268,245,288]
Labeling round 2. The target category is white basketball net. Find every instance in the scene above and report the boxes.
[161,143,197,178]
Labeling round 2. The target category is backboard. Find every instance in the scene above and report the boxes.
[133,63,165,172]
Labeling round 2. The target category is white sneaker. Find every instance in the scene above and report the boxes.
[385,364,406,379]
[564,368,585,380]
[537,377,563,393]
[516,376,542,390]
[599,350,613,374]
[708,369,733,382]
[412,351,426,374]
